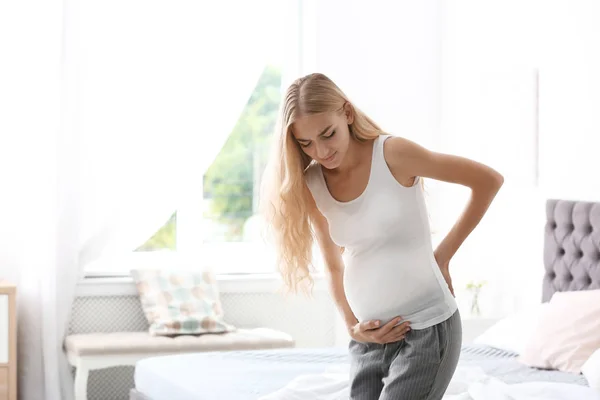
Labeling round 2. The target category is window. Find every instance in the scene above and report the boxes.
[195,65,283,274]
[133,41,286,275]
[137,212,177,251]
[202,66,281,244]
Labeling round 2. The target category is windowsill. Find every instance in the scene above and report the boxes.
[77,272,329,297]
[82,244,327,277]
[78,248,329,297]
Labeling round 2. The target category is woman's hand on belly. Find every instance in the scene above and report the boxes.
[349,317,411,344]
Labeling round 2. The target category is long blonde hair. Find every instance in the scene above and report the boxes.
[260,73,385,294]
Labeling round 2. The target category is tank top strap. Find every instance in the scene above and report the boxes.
[374,133,392,160]
[304,163,333,212]
[370,134,393,183]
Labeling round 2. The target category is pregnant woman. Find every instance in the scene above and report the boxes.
[261,73,503,399]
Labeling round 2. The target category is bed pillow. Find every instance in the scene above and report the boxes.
[131,268,235,336]
[473,302,549,355]
[582,348,600,392]
[518,289,600,374]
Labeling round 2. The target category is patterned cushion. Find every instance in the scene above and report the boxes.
[130,268,236,336]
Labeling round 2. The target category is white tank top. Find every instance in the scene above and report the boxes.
[305,134,457,329]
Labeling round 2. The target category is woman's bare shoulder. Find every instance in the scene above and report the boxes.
[381,135,429,186]
[383,135,427,158]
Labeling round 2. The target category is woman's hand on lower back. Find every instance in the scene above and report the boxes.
[349,317,411,344]
[439,265,455,297]
[434,248,455,297]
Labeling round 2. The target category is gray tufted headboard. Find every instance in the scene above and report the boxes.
[543,199,600,302]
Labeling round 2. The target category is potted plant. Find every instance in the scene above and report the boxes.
[465,280,487,316]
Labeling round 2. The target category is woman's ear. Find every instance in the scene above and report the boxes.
[343,102,355,125]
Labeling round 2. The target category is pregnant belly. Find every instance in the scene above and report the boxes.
[343,251,445,325]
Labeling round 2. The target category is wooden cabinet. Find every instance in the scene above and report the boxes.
[0,367,8,398]
[0,283,16,400]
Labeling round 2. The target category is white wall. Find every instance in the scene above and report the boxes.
[537,1,600,201]
[440,0,600,315]
[308,0,442,149]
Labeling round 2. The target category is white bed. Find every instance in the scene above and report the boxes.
[131,344,592,400]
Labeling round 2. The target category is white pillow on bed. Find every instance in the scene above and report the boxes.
[473,302,549,355]
[582,348,600,391]
[518,289,600,374]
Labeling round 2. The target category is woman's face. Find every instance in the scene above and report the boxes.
[292,106,353,170]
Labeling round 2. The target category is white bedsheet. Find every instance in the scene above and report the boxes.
[133,347,594,399]
[259,364,600,400]
[134,349,340,400]
[135,354,199,400]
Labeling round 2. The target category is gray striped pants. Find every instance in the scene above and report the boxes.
[348,309,462,400]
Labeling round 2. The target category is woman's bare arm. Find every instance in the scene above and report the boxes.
[306,186,358,331]
[385,137,504,266]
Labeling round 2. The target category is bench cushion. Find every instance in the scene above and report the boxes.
[65,328,294,357]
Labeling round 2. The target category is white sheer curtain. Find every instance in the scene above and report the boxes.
[0,2,68,399]
[0,0,276,398]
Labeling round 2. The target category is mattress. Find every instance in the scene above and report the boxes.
[134,345,588,400]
